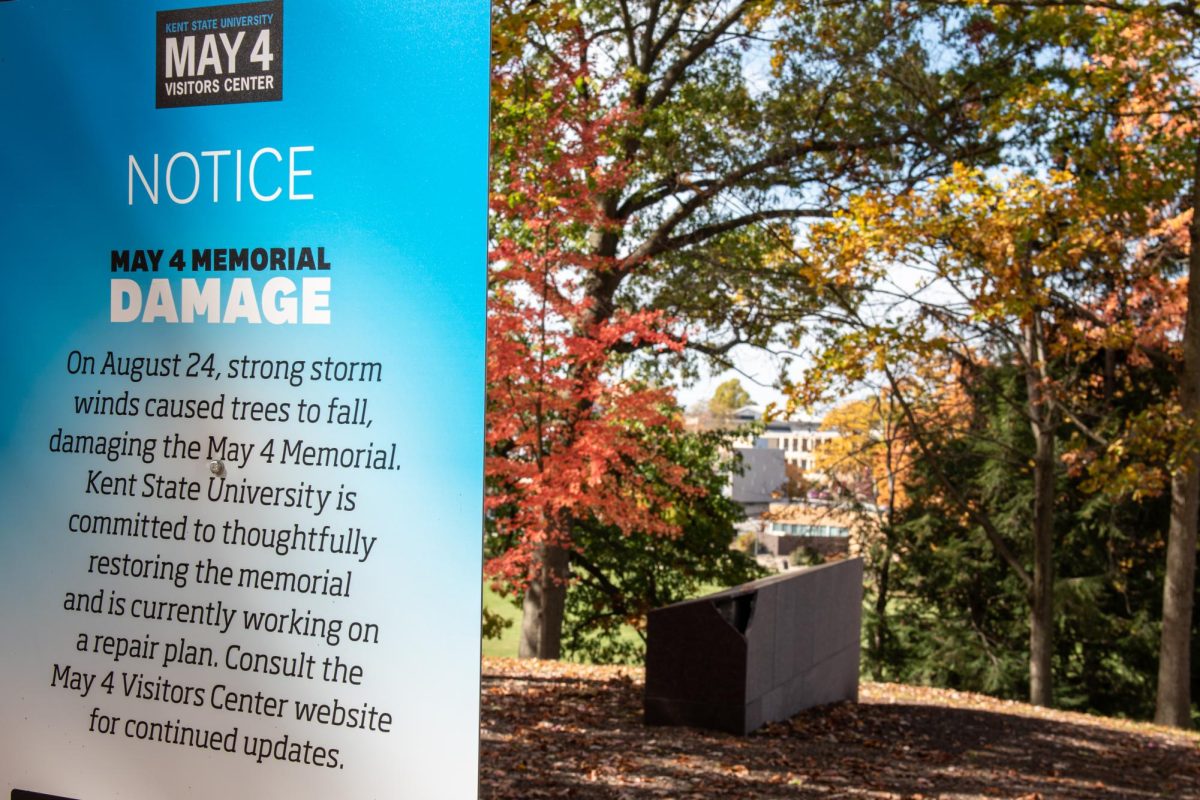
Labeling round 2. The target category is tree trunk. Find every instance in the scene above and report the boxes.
[518,230,618,661]
[871,552,891,680]
[871,409,898,681]
[519,541,570,659]
[1155,141,1200,728]
[1028,415,1056,707]
[514,216,623,660]
[1024,316,1056,708]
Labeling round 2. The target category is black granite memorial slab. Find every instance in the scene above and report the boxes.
[644,558,863,735]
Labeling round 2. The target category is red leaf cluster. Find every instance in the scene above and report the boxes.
[486,33,694,590]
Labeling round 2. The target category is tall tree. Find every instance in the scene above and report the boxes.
[490,0,1008,658]
[782,0,1200,715]
[796,164,1136,704]
[963,0,1200,726]
[561,426,763,663]
[708,378,752,417]
[816,393,912,676]
[488,37,692,659]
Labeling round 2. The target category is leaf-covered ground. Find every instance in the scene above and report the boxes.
[480,657,1200,799]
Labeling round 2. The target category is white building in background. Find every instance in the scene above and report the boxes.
[727,406,839,477]
[699,405,843,515]
[727,446,786,517]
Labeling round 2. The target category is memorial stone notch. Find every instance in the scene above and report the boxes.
[644,558,864,736]
[12,791,82,800]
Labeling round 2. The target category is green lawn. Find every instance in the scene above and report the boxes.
[481,580,729,661]
[482,582,523,658]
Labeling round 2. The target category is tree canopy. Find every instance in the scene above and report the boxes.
[487,0,1011,660]
[486,0,1200,727]
[708,378,752,416]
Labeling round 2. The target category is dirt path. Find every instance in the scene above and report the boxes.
[480,658,1200,799]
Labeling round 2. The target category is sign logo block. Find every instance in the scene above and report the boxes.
[156,0,283,108]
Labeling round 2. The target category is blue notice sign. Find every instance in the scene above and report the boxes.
[0,2,487,797]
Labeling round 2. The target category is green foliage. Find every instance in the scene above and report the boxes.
[489,0,1200,719]
[709,378,752,416]
[734,530,758,555]
[481,583,523,658]
[494,0,1007,387]
[865,361,1182,718]
[869,368,1034,696]
[482,607,514,642]
[561,427,765,664]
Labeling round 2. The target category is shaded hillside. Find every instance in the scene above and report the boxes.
[480,658,1200,799]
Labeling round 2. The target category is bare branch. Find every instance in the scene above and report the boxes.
[645,0,758,112]
[633,208,834,262]
[979,0,1195,20]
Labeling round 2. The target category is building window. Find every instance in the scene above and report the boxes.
[772,521,850,538]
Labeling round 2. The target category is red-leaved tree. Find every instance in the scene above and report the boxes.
[486,31,694,659]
